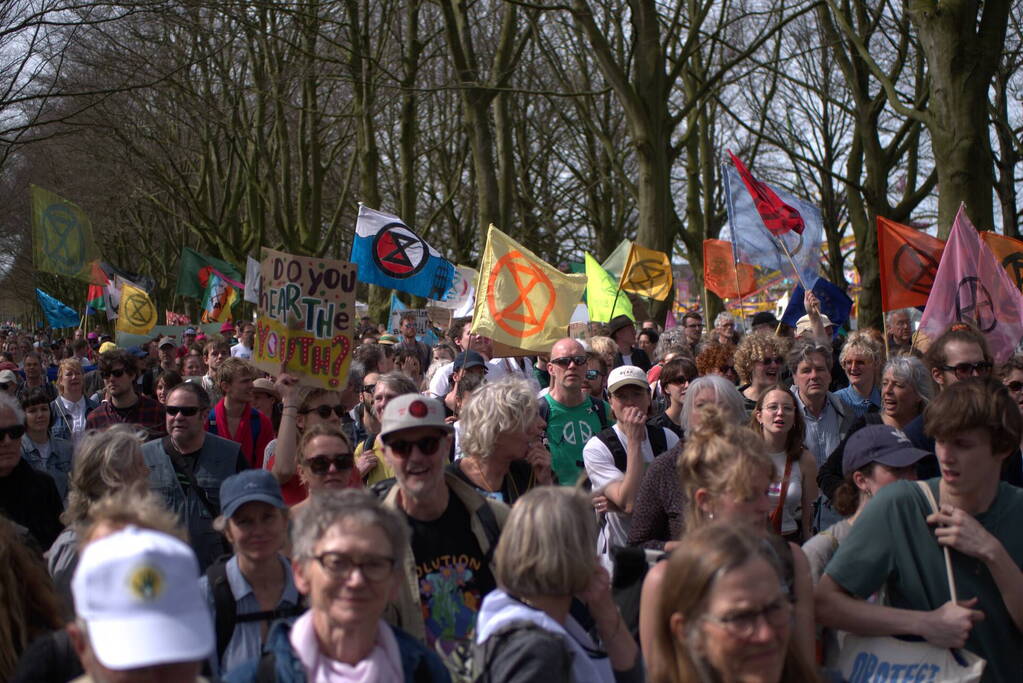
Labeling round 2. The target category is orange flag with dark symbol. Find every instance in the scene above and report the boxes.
[877,216,945,312]
[703,239,757,300]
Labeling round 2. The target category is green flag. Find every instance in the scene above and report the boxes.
[585,253,633,322]
[600,239,632,281]
[176,247,243,300]
[31,185,101,282]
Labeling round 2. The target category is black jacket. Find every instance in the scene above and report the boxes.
[613,347,651,372]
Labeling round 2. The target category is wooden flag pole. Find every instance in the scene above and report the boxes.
[778,237,809,292]
[882,311,891,359]
[610,284,623,320]
[732,258,749,334]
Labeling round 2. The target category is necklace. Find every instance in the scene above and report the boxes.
[471,457,499,492]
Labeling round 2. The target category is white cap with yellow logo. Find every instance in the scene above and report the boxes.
[71,526,214,670]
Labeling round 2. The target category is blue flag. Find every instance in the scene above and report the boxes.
[352,205,454,300]
[36,288,81,328]
[781,277,853,332]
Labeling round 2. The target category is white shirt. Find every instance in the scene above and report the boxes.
[583,424,679,571]
[230,343,252,359]
[57,395,88,442]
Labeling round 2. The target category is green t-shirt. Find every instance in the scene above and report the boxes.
[825,478,1023,682]
[543,394,612,485]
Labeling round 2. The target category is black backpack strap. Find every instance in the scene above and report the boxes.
[538,396,551,424]
[647,423,667,457]
[590,397,610,430]
[207,557,236,666]
[234,604,307,623]
[595,427,629,473]
[475,500,502,568]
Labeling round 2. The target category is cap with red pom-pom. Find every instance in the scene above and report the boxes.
[379,394,453,439]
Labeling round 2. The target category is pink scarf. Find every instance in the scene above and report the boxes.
[289,612,404,683]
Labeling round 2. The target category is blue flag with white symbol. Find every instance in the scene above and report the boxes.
[781,277,853,332]
[351,205,454,300]
[36,288,80,328]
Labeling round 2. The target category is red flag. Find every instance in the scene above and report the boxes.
[703,239,758,300]
[877,217,946,311]
[918,206,1023,363]
[727,150,805,236]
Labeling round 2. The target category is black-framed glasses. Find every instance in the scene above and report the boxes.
[301,404,346,419]
[312,551,396,582]
[940,362,992,379]
[701,594,793,639]
[550,355,587,368]
[0,424,25,441]
[385,435,442,456]
[585,369,602,381]
[101,368,127,379]
[361,383,376,394]
[304,453,354,475]
[1006,381,1023,394]
[166,405,200,417]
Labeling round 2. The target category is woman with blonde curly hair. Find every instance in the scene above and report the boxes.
[694,342,738,385]
[733,332,790,412]
[637,407,815,670]
[646,522,819,683]
[833,330,884,417]
[449,378,553,503]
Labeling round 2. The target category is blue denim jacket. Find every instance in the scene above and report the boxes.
[223,619,450,683]
[21,435,73,501]
[142,434,243,570]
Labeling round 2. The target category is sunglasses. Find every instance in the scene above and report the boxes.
[585,369,602,380]
[940,361,992,379]
[550,355,587,368]
[719,365,735,374]
[1006,381,1023,393]
[0,424,25,441]
[304,453,354,475]
[301,404,346,419]
[666,376,694,386]
[759,356,784,366]
[361,384,376,394]
[385,435,442,457]
[165,405,200,417]
[100,368,128,379]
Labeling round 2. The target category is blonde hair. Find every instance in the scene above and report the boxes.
[459,378,537,459]
[494,486,596,597]
[679,406,773,532]
[79,491,188,547]
[588,336,617,365]
[839,330,883,382]
[57,358,85,395]
[733,332,790,385]
[63,424,149,526]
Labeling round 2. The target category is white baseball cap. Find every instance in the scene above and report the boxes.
[607,365,649,395]
[71,526,213,670]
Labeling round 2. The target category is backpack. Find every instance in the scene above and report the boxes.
[538,395,610,432]
[594,423,669,473]
[207,408,262,451]
[206,556,306,668]
[468,620,572,683]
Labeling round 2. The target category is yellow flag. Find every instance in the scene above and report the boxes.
[116,283,157,335]
[471,225,587,353]
[619,243,673,300]
[30,185,101,282]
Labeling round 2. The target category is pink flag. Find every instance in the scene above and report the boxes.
[918,205,1023,362]
[665,309,677,330]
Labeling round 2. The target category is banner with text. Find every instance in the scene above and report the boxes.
[254,248,358,389]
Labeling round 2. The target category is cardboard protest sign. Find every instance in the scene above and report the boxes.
[389,308,430,335]
[253,248,358,389]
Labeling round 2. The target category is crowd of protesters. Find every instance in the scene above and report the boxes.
[2,299,1022,683]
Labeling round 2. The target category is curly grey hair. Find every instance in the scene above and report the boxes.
[459,377,538,459]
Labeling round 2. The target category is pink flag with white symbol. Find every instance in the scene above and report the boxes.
[918,205,1023,362]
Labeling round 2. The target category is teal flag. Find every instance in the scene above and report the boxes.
[36,288,80,328]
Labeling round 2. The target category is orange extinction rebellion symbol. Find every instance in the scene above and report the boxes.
[487,250,555,339]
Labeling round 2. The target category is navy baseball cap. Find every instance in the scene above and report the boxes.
[220,470,286,519]
[842,425,929,476]
[453,350,488,372]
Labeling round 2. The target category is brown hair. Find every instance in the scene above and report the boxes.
[216,357,255,388]
[679,406,773,533]
[924,377,1022,456]
[748,386,805,463]
[922,322,992,372]
[660,356,698,387]
[648,522,818,683]
[695,342,735,377]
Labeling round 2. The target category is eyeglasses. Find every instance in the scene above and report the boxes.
[361,384,376,394]
[304,453,354,475]
[550,355,587,368]
[0,424,26,441]
[719,365,735,374]
[165,405,200,417]
[940,362,992,379]
[385,435,442,456]
[1006,381,1023,394]
[100,368,127,379]
[585,369,602,381]
[701,594,793,639]
[759,356,784,366]
[665,376,694,386]
[312,551,396,582]
[301,404,346,419]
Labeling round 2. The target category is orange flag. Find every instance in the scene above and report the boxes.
[703,239,757,300]
[980,232,1023,292]
[877,216,945,312]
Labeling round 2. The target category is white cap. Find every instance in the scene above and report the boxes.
[607,365,649,394]
[71,526,213,670]
[795,313,834,336]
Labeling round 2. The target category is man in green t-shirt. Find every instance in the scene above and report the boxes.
[542,338,611,485]
[817,377,1023,682]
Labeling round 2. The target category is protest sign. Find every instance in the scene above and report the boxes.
[389,308,430,335]
[253,248,358,389]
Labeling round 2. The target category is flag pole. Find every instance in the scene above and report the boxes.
[778,238,809,292]
[610,285,623,320]
[732,259,748,334]
[882,311,891,359]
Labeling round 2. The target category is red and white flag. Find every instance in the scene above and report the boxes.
[918,205,1023,362]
